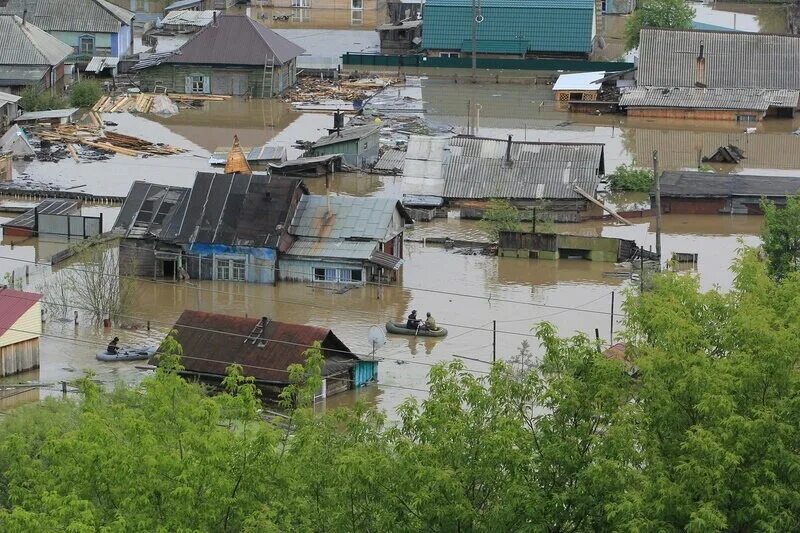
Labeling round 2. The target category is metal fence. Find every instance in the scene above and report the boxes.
[342,53,634,73]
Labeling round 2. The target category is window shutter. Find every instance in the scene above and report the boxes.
[184,76,192,93]
[203,76,211,94]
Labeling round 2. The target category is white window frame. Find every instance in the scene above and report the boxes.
[291,0,310,7]
[79,35,95,55]
[440,52,460,58]
[291,8,310,21]
[215,256,246,282]
[351,9,363,25]
[190,74,205,94]
[351,0,363,10]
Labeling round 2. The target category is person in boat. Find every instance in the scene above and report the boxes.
[107,337,120,355]
[424,312,438,331]
[406,310,420,329]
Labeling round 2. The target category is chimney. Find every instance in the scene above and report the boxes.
[504,135,513,166]
[22,9,27,25]
[213,11,216,25]
[695,41,706,88]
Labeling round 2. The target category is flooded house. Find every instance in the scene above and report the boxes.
[114,173,307,284]
[281,196,412,283]
[0,288,42,378]
[377,19,422,55]
[401,135,605,222]
[0,91,21,131]
[132,14,304,97]
[0,14,72,94]
[154,310,378,401]
[620,28,800,121]
[422,0,596,59]
[0,0,135,62]
[306,124,382,168]
[654,171,800,215]
[164,0,207,13]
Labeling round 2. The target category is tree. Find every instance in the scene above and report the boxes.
[18,88,67,112]
[478,198,523,241]
[761,194,800,281]
[625,0,695,50]
[608,164,654,192]
[69,80,102,108]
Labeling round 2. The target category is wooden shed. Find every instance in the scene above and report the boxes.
[0,289,42,377]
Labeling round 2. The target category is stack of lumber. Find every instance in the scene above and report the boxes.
[282,77,393,103]
[92,93,162,113]
[31,125,185,157]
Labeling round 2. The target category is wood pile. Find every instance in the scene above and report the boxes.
[282,77,395,103]
[31,125,185,157]
[93,93,157,113]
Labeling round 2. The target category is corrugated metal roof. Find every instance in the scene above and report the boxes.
[638,28,800,89]
[441,136,604,200]
[0,90,22,105]
[3,199,80,230]
[289,196,410,240]
[159,310,363,384]
[620,87,800,111]
[0,288,41,338]
[460,39,529,54]
[0,0,133,34]
[163,172,305,247]
[130,51,175,71]
[161,14,304,67]
[400,135,449,196]
[370,249,403,270]
[553,71,605,91]
[0,14,72,66]
[376,19,422,31]
[286,239,377,259]
[112,181,191,240]
[658,171,800,198]
[85,56,119,73]
[165,0,205,12]
[312,125,382,149]
[374,149,406,172]
[16,108,79,121]
[161,10,217,27]
[423,0,594,54]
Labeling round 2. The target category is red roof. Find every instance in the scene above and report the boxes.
[0,288,42,337]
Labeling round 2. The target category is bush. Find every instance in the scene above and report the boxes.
[608,164,654,192]
[18,88,68,112]
[478,198,523,241]
[69,80,103,108]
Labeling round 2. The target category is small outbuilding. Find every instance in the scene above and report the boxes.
[14,108,80,126]
[552,71,604,109]
[0,91,21,131]
[155,310,378,401]
[0,288,42,378]
[307,124,382,168]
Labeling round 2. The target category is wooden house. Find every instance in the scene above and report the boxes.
[132,14,304,97]
[307,124,381,168]
[0,91,21,131]
[0,288,42,377]
[153,310,378,401]
[0,15,72,94]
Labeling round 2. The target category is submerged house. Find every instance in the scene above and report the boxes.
[281,196,412,283]
[621,28,800,121]
[132,14,304,97]
[0,0,135,61]
[306,124,382,168]
[155,310,378,401]
[422,0,596,59]
[401,135,605,222]
[655,171,800,215]
[0,288,42,378]
[0,15,72,94]
[114,173,307,284]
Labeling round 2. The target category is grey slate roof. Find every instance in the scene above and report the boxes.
[637,28,800,89]
[658,171,800,198]
[112,182,191,240]
[312,125,382,149]
[15,108,79,121]
[285,239,378,259]
[374,149,406,172]
[441,136,604,200]
[165,0,205,12]
[0,15,72,66]
[619,87,800,111]
[0,0,133,34]
[163,14,305,67]
[289,196,411,241]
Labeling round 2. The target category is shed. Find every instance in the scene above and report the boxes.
[654,171,800,215]
[0,288,42,377]
[85,56,120,77]
[155,310,378,400]
[0,14,72,93]
[307,125,382,168]
[132,14,305,97]
[423,0,596,58]
[15,108,79,126]
[377,19,423,55]
[0,91,21,130]
[552,71,605,109]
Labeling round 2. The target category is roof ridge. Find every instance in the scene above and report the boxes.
[92,0,135,23]
[641,26,800,40]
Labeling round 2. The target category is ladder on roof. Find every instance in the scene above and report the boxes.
[245,317,270,348]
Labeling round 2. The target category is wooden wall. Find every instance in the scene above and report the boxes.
[627,108,763,122]
[0,338,40,377]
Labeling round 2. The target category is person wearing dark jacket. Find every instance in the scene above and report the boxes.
[107,337,120,355]
[406,310,419,329]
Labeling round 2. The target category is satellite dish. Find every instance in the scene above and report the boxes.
[368,325,386,349]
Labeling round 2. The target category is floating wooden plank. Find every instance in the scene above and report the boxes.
[573,185,633,226]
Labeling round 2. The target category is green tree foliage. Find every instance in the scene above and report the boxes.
[1,252,800,530]
[608,164,654,192]
[625,0,695,50]
[478,198,523,241]
[18,88,67,112]
[69,80,103,108]
[761,194,800,281]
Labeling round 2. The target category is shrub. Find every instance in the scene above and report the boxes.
[18,88,68,112]
[608,165,654,192]
[478,198,523,241]
[69,80,103,108]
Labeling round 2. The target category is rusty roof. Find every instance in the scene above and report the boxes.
[0,288,41,338]
[164,14,304,67]
[155,310,361,384]
[288,196,412,241]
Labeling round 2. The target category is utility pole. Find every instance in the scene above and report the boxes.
[610,291,615,344]
[492,320,496,363]
[653,150,662,265]
[471,0,480,83]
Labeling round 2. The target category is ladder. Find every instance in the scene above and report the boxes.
[245,317,270,347]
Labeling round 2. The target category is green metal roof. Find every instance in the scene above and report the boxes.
[423,0,595,55]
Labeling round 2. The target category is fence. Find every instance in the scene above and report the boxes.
[342,53,634,73]
[37,213,102,239]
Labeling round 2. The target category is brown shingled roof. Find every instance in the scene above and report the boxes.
[166,14,304,67]
[155,310,360,384]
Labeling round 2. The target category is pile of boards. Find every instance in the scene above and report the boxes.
[283,77,395,103]
[32,125,185,157]
[92,92,231,113]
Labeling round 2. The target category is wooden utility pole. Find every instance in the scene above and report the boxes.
[610,291,615,344]
[653,150,662,264]
[492,320,496,362]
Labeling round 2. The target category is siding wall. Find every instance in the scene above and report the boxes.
[325,369,352,396]
[0,337,40,377]
[627,107,763,121]
[119,239,158,278]
[279,257,366,283]
[0,303,41,348]
[137,62,296,97]
[353,360,378,387]
[185,244,277,284]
